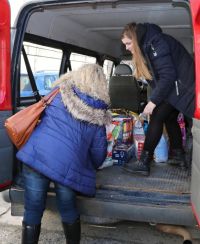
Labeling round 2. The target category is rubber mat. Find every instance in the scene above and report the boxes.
[96,162,191,194]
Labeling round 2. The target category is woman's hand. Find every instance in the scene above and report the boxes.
[143,101,156,115]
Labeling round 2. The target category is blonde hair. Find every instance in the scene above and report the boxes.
[121,23,152,80]
[53,64,110,104]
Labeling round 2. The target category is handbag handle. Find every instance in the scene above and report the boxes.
[42,87,60,106]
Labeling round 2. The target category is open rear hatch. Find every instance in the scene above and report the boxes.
[3,0,198,226]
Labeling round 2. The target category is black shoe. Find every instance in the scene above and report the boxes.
[122,150,152,176]
[62,218,81,244]
[168,149,186,168]
[21,221,41,244]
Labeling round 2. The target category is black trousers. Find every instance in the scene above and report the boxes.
[143,102,183,154]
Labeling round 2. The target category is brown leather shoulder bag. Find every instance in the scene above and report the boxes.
[4,88,60,149]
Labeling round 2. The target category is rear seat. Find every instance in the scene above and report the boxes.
[109,64,147,113]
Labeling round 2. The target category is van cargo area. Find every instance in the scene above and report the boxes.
[1,0,200,228]
[10,159,195,226]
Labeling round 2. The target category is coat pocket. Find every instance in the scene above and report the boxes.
[174,79,187,96]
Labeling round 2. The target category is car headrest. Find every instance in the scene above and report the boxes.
[114,64,132,76]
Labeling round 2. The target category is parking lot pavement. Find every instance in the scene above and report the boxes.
[0,191,22,226]
[1,192,200,244]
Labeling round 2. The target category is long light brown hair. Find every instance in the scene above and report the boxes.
[121,23,152,80]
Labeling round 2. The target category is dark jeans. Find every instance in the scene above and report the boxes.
[23,165,79,225]
[143,102,183,153]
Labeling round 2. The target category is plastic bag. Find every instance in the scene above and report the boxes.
[154,134,169,163]
[177,113,186,148]
[99,123,116,169]
[112,116,133,144]
[133,119,145,160]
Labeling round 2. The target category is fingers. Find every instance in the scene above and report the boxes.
[143,101,156,115]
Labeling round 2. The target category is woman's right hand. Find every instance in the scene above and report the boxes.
[143,101,156,115]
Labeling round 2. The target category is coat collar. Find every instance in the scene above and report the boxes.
[72,86,109,110]
[59,81,112,126]
[137,23,162,49]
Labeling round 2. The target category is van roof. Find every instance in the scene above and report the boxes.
[9,0,193,58]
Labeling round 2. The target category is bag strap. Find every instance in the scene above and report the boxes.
[42,87,60,105]
[22,46,41,101]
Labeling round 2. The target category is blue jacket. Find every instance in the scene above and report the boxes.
[17,83,111,196]
[138,23,195,118]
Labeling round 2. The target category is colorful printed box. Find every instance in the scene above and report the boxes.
[112,143,135,165]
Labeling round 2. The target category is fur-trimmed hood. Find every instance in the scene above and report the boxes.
[59,80,112,126]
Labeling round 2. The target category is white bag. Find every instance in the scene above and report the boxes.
[154,134,168,163]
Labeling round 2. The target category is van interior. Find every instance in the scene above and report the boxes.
[9,0,197,226]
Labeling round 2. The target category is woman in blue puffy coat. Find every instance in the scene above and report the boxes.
[17,64,111,244]
[121,22,195,176]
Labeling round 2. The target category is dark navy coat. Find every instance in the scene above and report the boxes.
[138,23,195,118]
[17,86,110,196]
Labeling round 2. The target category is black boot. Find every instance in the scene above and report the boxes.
[62,218,81,244]
[168,148,186,168]
[122,150,152,176]
[21,221,41,244]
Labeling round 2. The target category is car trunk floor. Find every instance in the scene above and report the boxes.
[96,162,191,195]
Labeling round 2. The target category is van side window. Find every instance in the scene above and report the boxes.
[103,59,114,81]
[20,42,62,97]
[70,52,96,70]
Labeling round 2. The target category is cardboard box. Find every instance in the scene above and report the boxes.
[112,144,135,165]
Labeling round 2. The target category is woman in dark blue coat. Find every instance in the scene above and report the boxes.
[17,64,111,244]
[121,22,195,176]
